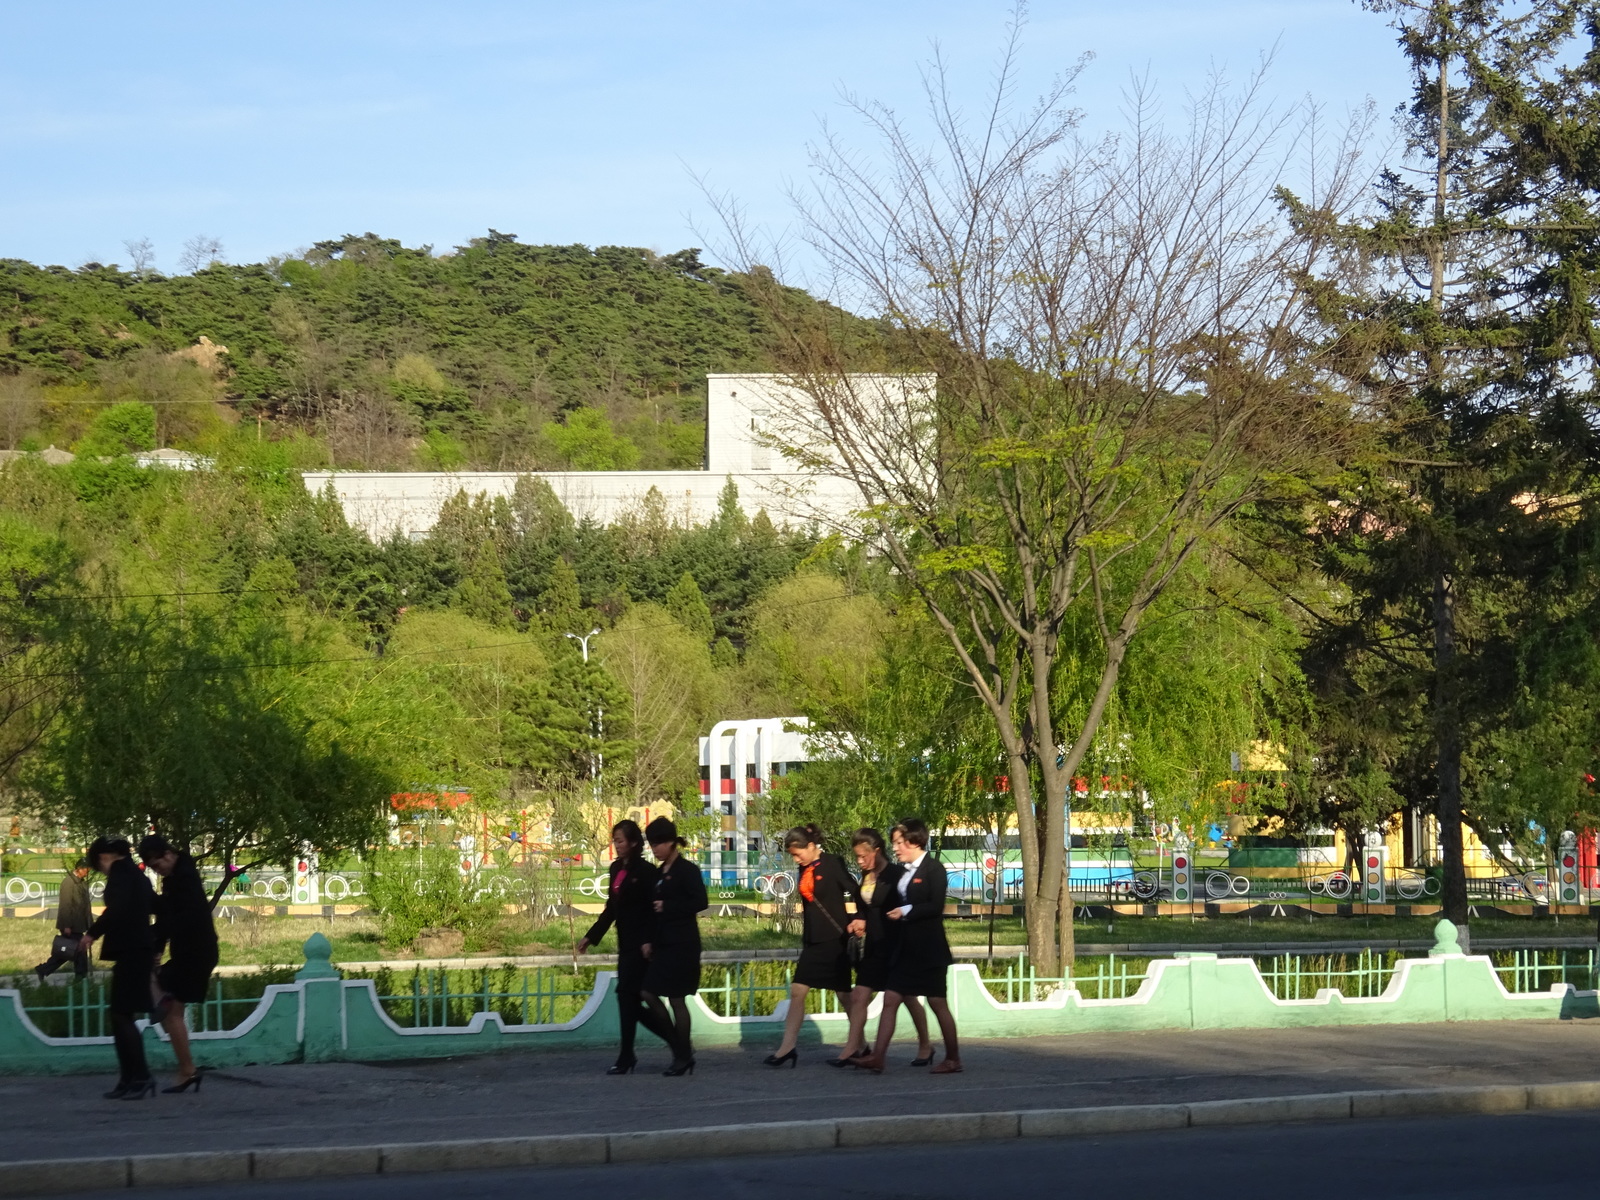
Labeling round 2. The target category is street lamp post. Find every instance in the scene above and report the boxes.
[565,627,604,824]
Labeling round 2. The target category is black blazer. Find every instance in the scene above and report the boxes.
[797,853,860,945]
[652,854,707,950]
[858,859,905,955]
[889,854,953,968]
[584,855,660,955]
[86,855,155,962]
[153,853,219,961]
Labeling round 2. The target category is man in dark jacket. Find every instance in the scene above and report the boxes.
[34,860,92,982]
[81,837,157,1099]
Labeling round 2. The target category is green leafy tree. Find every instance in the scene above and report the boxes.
[74,402,156,457]
[24,602,399,906]
[725,40,1366,971]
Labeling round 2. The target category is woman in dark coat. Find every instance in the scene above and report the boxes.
[765,824,860,1067]
[833,827,932,1066]
[576,819,675,1074]
[640,816,706,1077]
[140,834,219,1093]
[81,837,157,1100]
[855,817,962,1075]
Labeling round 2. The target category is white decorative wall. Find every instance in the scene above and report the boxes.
[301,373,926,539]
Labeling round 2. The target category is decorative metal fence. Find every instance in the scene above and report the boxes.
[351,965,600,1028]
[11,947,1596,1040]
[1254,950,1402,999]
[10,970,294,1038]
[1490,948,1596,992]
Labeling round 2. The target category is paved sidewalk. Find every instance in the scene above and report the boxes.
[3,1020,1598,1161]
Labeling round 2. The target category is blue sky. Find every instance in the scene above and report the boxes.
[0,1,1407,275]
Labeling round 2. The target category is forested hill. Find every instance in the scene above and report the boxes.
[0,232,853,471]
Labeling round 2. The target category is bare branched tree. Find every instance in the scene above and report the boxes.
[178,234,224,274]
[122,237,156,279]
[715,26,1372,971]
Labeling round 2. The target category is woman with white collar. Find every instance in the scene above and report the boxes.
[853,816,962,1074]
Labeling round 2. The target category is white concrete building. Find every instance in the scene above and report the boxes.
[302,373,928,538]
[698,716,818,885]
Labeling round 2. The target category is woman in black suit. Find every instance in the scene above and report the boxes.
[764,824,859,1067]
[576,819,675,1074]
[855,817,962,1074]
[139,834,219,1094]
[832,827,932,1067]
[640,816,706,1077]
[80,837,157,1100]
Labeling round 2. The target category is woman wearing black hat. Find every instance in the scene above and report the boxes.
[640,816,706,1077]
[575,819,676,1074]
[80,837,157,1099]
[139,834,218,1093]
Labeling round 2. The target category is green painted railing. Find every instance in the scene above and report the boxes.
[11,971,293,1037]
[1490,948,1597,992]
[13,940,1598,1043]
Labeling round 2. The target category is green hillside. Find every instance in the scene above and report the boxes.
[0,232,836,471]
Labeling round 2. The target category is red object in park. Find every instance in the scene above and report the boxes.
[1367,855,1379,868]
[1174,855,1188,869]
[390,791,470,811]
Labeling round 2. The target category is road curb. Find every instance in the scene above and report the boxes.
[4,1081,1598,1194]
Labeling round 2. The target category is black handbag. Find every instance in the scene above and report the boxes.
[51,934,79,959]
[809,869,863,964]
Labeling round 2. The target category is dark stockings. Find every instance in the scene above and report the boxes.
[617,988,674,1064]
[110,1013,150,1085]
[643,993,693,1064]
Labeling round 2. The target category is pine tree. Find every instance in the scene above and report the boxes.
[1295,0,1600,926]
[663,571,714,642]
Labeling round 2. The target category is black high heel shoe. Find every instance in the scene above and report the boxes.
[605,1060,637,1076]
[763,1049,798,1068]
[662,1059,696,1077]
[162,1073,203,1094]
[120,1079,157,1100]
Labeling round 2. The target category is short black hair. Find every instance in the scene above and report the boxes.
[891,818,930,849]
[644,816,685,847]
[137,834,175,861]
[86,837,132,868]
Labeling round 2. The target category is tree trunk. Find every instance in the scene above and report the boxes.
[1434,569,1469,925]
[1027,808,1061,975]
[1057,857,1074,980]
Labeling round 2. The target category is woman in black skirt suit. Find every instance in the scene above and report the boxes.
[765,824,860,1067]
[139,835,219,1093]
[833,827,932,1066]
[576,819,676,1074]
[855,817,962,1074]
[81,837,157,1100]
[640,816,706,1076]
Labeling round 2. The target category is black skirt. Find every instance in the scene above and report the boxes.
[109,956,155,1016]
[853,948,890,992]
[643,943,701,998]
[157,945,218,1005]
[794,937,852,991]
[615,948,648,997]
[886,952,950,999]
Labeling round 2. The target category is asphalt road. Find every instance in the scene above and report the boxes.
[69,1110,1587,1199]
[7,1019,1600,1160]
